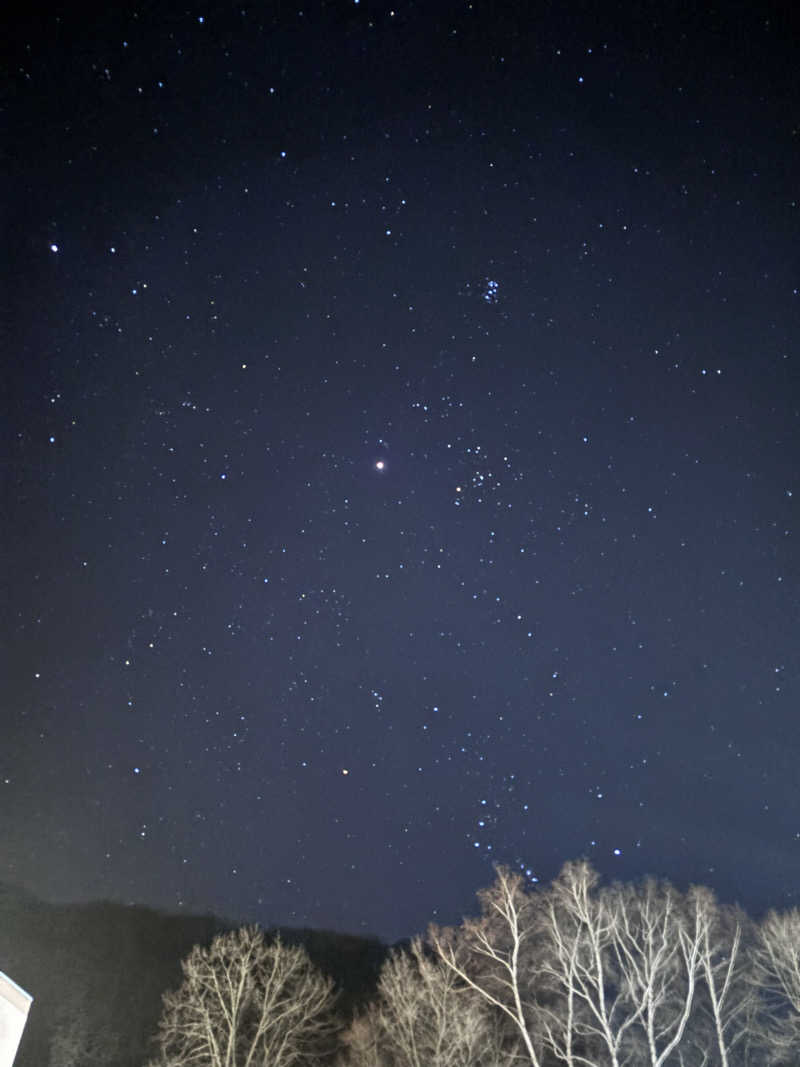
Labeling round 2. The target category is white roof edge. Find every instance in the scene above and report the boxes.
[0,971,33,1005]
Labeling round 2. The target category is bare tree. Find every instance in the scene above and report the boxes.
[429,866,546,1067]
[339,1011,384,1067]
[339,1012,383,1067]
[613,877,701,1065]
[751,907,800,1063]
[530,859,616,1066]
[685,885,761,1067]
[532,859,642,1067]
[340,936,503,1067]
[146,925,339,1067]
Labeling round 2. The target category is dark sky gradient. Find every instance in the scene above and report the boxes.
[4,0,799,943]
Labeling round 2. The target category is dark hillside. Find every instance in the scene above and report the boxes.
[0,883,387,1067]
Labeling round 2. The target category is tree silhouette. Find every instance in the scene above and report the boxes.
[145,926,339,1067]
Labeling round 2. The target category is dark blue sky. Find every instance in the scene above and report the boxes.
[4,0,799,943]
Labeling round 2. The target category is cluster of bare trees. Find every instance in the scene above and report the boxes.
[425,863,756,1067]
[145,863,800,1067]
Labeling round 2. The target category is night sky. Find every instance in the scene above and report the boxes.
[4,1,799,945]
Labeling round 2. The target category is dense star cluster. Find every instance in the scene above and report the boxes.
[4,1,799,942]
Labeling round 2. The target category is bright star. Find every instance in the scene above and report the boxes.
[374,460,385,471]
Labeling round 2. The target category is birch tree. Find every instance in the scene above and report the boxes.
[340,936,502,1067]
[146,925,339,1067]
[685,885,760,1067]
[751,907,800,1063]
[428,866,546,1067]
[533,859,635,1067]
